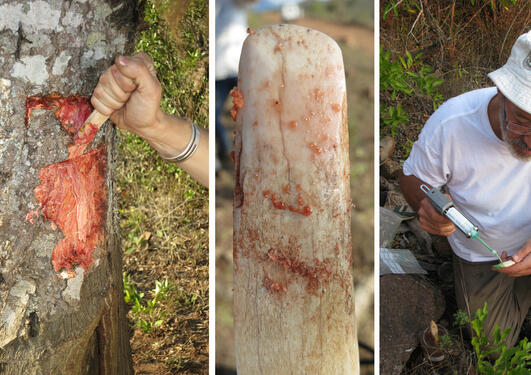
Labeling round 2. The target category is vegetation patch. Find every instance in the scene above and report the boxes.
[119,0,208,373]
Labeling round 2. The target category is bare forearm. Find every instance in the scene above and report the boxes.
[399,171,428,212]
[145,111,209,187]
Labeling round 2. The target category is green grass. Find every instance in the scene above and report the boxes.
[118,0,209,372]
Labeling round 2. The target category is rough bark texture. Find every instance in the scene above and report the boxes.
[233,25,359,374]
[0,1,137,373]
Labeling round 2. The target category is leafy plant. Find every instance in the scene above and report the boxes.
[381,103,409,136]
[413,64,444,110]
[471,302,531,374]
[439,334,454,349]
[380,48,415,99]
[453,309,470,327]
[402,137,415,158]
[123,273,174,333]
[380,47,443,137]
[136,0,208,125]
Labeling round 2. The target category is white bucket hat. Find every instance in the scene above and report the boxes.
[488,30,531,114]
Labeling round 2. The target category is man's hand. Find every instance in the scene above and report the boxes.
[400,173,455,236]
[91,52,163,141]
[495,239,531,277]
[417,195,456,236]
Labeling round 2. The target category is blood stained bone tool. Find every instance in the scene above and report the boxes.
[26,95,106,275]
[232,25,359,374]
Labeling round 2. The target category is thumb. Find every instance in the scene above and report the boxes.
[512,240,531,262]
[114,55,157,93]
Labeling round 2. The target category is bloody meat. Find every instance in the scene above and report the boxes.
[27,95,106,272]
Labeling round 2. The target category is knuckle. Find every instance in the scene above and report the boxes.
[98,72,110,85]
[117,90,129,101]
[92,87,103,100]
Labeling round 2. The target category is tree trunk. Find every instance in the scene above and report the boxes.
[233,25,359,374]
[0,1,138,373]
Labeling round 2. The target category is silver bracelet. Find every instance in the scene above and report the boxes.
[161,121,200,163]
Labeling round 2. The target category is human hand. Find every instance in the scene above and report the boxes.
[495,240,531,277]
[91,52,162,141]
[417,195,455,236]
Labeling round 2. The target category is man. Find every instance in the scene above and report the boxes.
[400,31,531,347]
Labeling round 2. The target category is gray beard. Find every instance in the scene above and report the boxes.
[498,102,531,161]
[501,126,531,161]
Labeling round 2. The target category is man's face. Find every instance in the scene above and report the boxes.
[502,97,531,161]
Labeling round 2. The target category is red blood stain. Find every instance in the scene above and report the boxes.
[267,247,332,295]
[263,189,312,216]
[229,87,244,121]
[288,120,298,129]
[288,204,312,216]
[308,142,323,154]
[331,103,341,112]
[26,95,106,272]
[312,88,325,99]
[263,274,287,295]
[262,190,287,210]
[26,95,92,134]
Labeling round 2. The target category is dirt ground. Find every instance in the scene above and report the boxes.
[215,13,375,374]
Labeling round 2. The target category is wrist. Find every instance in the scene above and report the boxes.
[143,111,193,159]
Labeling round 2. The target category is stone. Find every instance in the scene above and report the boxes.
[380,274,445,374]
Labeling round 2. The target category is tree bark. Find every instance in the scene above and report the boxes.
[0,1,138,373]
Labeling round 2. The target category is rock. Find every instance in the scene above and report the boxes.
[380,274,445,374]
[384,190,410,211]
[406,219,433,255]
[380,158,402,179]
[380,176,396,192]
[380,136,395,163]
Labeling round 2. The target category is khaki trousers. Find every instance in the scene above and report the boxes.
[453,253,531,348]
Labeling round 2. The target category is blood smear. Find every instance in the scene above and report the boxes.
[229,87,244,121]
[27,95,106,272]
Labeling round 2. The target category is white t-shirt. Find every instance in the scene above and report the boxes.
[403,87,531,262]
